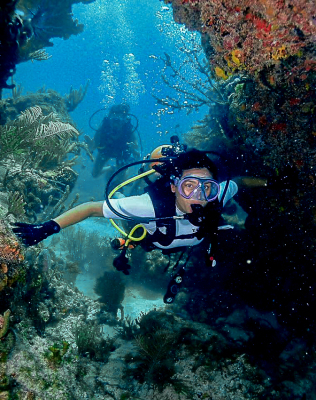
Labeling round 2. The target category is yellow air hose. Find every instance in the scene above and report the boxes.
[108,168,156,247]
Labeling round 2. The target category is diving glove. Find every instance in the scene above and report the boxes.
[12,220,61,246]
[184,204,205,226]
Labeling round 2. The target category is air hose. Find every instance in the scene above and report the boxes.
[108,168,157,244]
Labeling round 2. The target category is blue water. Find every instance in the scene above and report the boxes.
[14,0,206,158]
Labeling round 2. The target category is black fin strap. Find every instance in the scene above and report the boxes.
[163,254,171,273]
[163,248,193,304]
[204,179,230,267]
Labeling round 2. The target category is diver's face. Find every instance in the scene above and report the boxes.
[110,113,126,130]
[171,168,213,214]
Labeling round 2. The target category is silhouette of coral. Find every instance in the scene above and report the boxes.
[94,271,126,314]
[0,1,96,92]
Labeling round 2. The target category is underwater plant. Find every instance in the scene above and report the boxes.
[123,311,189,391]
[0,105,79,162]
[44,341,70,369]
[125,328,178,390]
[75,322,115,361]
[115,316,140,340]
[5,191,26,218]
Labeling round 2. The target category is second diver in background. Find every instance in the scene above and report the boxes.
[85,103,140,180]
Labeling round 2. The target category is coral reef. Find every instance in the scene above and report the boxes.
[0,219,315,399]
[0,101,92,220]
[166,0,316,81]
[164,0,316,168]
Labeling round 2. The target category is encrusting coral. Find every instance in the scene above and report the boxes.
[0,310,10,339]
[166,0,316,81]
[0,220,24,292]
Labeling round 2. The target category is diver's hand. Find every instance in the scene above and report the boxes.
[184,204,205,226]
[12,220,61,246]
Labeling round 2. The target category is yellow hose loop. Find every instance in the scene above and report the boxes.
[108,169,156,242]
[109,220,146,242]
[128,223,147,241]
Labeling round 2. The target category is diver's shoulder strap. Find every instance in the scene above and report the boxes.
[145,178,176,222]
[144,178,177,246]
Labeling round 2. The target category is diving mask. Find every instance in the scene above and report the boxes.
[174,176,219,202]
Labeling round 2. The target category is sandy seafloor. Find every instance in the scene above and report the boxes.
[56,218,166,321]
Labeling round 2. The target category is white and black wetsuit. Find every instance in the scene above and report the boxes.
[103,181,238,250]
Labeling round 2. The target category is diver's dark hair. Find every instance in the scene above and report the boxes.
[172,149,218,179]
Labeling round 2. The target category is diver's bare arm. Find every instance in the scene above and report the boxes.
[53,201,104,229]
[233,177,268,188]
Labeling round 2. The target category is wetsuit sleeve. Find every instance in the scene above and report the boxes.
[219,180,238,206]
[102,194,156,219]
[102,193,157,234]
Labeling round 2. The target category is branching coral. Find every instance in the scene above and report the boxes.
[64,80,90,112]
[152,44,228,115]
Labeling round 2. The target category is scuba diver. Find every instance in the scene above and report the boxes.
[12,138,268,303]
[85,103,140,179]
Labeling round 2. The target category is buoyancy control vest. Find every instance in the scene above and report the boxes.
[143,177,230,256]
